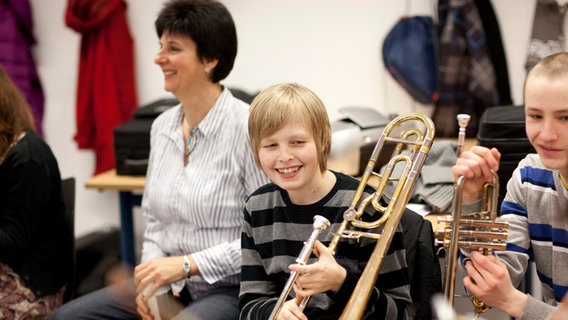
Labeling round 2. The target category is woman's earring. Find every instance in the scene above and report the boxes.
[204,67,211,74]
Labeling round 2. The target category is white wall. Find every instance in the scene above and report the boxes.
[28,0,543,318]
[30,0,537,237]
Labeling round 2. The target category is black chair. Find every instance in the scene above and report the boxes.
[401,209,443,320]
[228,87,259,104]
[61,177,76,302]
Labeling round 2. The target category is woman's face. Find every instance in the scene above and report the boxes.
[154,33,208,96]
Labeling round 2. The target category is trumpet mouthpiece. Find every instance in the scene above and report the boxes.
[313,215,331,232]
[457,114,471,129]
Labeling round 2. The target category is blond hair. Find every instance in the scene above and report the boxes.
[524,52,568,100]
[248,83,331,172]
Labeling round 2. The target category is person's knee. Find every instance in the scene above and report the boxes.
[49,285,137,320]
[49,301,75,320]
[179,288,239,320]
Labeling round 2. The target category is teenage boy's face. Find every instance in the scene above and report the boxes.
[258,120,321,195]
[525,75,568,177]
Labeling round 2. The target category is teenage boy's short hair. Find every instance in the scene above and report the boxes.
[248,83,331,172]
[524,52,568,99]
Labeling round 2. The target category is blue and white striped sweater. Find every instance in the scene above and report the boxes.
[495,154,568,319]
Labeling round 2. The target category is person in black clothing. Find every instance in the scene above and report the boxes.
[0,65,73,318]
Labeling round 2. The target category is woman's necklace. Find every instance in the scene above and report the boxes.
[183,117,196,156]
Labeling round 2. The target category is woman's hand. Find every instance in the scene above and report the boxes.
[134,256,185,298]
[289,240,347,297]
[135,292,153,320]
[463,251,527,318]
[452,146,501,203]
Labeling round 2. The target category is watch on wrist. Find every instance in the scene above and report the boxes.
[183,255,192,279]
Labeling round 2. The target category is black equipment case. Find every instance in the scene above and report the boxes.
[75,227,121,297]
[114,98,178,176]
[476,105,535,205]
[113,88,257,176]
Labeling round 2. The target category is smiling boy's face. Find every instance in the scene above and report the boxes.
[258,119,322,199]
[524,75,568,177]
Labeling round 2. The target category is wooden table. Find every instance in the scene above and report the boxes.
[85,169,145,266]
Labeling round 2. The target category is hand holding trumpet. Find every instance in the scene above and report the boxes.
[451,146,501,204]
[289,240,347,297]
[276,240,347,320]
[462,251,527,318]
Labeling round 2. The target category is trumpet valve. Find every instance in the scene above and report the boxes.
[434,215,509,252]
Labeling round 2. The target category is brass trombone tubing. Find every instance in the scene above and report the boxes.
[276,113,434,319]
[339,113,434,319]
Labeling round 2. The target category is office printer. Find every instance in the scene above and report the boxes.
[113,87,258,176]
[329,107,394,176]
[114,98,179,176]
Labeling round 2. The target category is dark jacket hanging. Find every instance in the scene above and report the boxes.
[433,0,503,137]
[474,0,512,106]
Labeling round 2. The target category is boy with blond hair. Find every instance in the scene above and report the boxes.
[239,83,411,319]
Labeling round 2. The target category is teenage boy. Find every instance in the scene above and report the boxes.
[452,52,568,320]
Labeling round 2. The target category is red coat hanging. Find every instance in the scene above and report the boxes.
[65,0,138,175]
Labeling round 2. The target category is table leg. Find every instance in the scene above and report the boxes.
[119,191,142,267]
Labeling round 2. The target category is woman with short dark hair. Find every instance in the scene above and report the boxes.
[50,1,267,319]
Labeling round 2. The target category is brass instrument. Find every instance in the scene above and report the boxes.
[269,113,435,319]
[268,215,330,320]
[435,114,509,314]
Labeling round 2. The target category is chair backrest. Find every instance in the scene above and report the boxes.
[61,177,76,302]
[400,209,443,320]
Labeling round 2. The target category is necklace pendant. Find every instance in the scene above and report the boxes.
[185,133,196,156]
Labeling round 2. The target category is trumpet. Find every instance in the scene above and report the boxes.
[435,114,509,314]
[268,215,330,320]
[269,113,435,319]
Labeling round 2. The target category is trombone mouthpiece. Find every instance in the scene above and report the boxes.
[457,114,471,129]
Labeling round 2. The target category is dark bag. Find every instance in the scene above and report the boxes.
[382,16,438,104]
[114,98,178,176]
[477,105,535,205]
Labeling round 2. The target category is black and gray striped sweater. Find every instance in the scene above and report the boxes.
[239,171,411,320]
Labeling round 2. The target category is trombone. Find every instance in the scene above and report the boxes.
[269,113,435,320]
[435,114,509,315]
